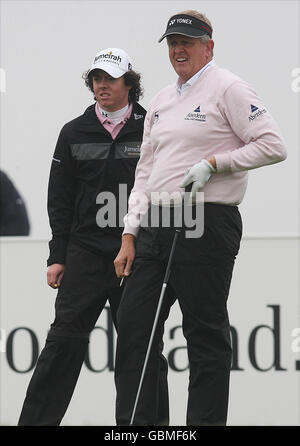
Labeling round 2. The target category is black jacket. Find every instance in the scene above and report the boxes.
[47,102,146,266]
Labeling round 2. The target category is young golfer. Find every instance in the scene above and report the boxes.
[18,48,170,426]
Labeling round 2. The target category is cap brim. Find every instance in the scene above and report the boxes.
[88,64,124,78]
[158,28,208,43]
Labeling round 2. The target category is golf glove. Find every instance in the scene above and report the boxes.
[180,159,216,200]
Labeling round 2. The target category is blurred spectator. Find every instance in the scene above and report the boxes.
[0,169,30,236]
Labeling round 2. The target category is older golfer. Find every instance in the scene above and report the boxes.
[114,10,287,425]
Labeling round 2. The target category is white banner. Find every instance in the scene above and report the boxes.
[0,237,299,426]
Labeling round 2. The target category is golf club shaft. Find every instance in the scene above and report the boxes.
[130,228,180,425]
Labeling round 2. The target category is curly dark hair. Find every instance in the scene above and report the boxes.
[82,69,143,103]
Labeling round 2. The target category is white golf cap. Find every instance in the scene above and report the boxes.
[88,48,133,78]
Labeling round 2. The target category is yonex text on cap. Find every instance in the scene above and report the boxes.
[158,14,213,42]
[88,48,133,78]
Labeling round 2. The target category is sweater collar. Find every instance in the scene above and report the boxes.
[176,59,216,95]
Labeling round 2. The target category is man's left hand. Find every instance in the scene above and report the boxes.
[180,159,216,199]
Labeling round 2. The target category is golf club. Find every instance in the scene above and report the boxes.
[129,186,192,425]
[129,227,180,425]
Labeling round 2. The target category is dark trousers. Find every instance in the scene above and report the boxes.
[115,204,242,426]
[18,243,171,426]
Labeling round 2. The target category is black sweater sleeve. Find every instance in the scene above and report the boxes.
[47,126,75,266]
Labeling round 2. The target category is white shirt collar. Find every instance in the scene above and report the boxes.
[176,59,216,95]
[97,103,129,122]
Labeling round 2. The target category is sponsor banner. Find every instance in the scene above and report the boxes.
[0,239,299,426]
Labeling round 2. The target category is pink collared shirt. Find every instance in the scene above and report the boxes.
[95,103,133,139]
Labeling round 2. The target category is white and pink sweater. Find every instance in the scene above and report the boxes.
[124,64,287,236]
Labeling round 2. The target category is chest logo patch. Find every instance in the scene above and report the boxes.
[184,105,206,122]
[153,111,159,124]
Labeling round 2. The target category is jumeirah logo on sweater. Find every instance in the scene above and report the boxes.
[185,105,206,122]
[124,145,140,156]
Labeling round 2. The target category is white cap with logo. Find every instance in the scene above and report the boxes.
[88,48,133,78]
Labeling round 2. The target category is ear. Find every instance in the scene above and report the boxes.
[207,39,214,54]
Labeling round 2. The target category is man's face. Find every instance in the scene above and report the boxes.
[92,70,131,112]
[167,34,214,83]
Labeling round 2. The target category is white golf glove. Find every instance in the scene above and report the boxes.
[180,159,216,200]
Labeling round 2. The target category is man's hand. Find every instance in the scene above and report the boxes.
[114,234,136,278]
[180,159,216,200]
[47,263,65,289]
